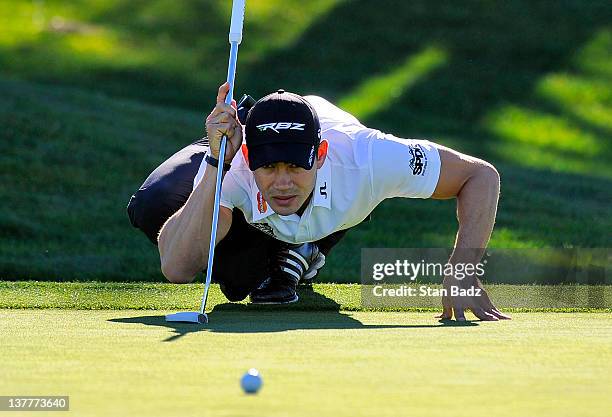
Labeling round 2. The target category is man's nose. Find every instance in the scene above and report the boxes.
[273,168,293,189]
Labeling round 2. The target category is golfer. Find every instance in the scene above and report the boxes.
[128,82,510,321]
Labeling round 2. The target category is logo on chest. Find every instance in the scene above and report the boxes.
[257,191,268,214]
[319,181,328,199]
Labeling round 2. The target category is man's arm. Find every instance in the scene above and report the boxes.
[158,168,233,283]
[158,82,243,283]
[431,144,499,249]
[431,145,511,321]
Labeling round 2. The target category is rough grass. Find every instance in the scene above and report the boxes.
[1,309,610,417]
[0,0,611,282]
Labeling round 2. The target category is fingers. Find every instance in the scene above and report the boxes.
[471,307,499,321]
[435,295,453,319]
[206,100,239,147]
[208,102,237,122]
[213,109,236,123]
[453,307,466,322]
[205,83,242,162]
[435,307,452,320]
[212,122,238,139]
[490,308,512,320]
[216,82,230,104]
[211,83,237,121]
[469,288,511,320]
[437,274,511,322]
[468,306,511,321]
[444,302,506,322]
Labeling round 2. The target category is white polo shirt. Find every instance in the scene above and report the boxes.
[194,96,441,244]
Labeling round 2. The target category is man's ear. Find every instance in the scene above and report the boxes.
[316,140,328,169]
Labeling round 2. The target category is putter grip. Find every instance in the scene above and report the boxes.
[229,0,246,44]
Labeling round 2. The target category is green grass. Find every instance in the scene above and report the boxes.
[0,282,610,312]
[1,4,609,414]
[1,309,610,417]
[0,0,611,282]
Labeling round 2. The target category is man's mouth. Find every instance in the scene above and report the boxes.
[272,195,297,207]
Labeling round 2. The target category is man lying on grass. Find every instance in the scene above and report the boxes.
[128,83,510,321]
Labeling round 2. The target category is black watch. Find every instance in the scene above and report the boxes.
[205,154,231,172]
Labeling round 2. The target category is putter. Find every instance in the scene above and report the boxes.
[166,0,246,325]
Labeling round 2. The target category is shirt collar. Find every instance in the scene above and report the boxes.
[250,157,332,222]
[251,181,274,222]
[313,157,332,209]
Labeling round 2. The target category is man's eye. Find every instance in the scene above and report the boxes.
[289,164,300,169]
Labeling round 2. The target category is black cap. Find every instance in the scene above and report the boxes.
[245,89,321,171]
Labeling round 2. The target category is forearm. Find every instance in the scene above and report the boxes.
[158,166,221,282]
[449,165,500,264]
[430,147,508,319]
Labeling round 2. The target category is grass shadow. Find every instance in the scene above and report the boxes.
[109,311,478,341]
[108,287,477,340]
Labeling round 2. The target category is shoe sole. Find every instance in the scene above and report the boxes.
[249,294,299,305]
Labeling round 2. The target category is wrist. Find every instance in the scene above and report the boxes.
[205,154,231,172]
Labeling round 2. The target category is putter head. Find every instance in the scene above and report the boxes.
[165,312,209,324]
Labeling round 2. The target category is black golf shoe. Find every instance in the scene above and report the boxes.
[249,243,325,304]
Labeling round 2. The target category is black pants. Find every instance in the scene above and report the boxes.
[127,138,348,301]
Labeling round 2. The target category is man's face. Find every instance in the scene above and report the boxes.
[253,162,317,216]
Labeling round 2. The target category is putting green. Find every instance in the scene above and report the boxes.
[1,310,610,417]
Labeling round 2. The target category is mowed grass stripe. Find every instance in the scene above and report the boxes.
[0,310,610,417]
[0,282,610,312]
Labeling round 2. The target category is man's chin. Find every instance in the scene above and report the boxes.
[269,199,300,216]
[270,204,298,216]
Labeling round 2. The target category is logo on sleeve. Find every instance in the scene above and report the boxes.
[409,145,428,176]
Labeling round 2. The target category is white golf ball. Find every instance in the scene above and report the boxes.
[241,368,263,394]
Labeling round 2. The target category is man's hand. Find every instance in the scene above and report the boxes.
[205,82,243,163]
[436,274,511,321]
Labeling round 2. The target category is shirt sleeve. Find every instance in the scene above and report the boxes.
[369,132,441,201]
[219,172,240,210]
[192,153,248,211]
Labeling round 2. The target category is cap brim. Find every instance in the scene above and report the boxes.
[248,142,316,171]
